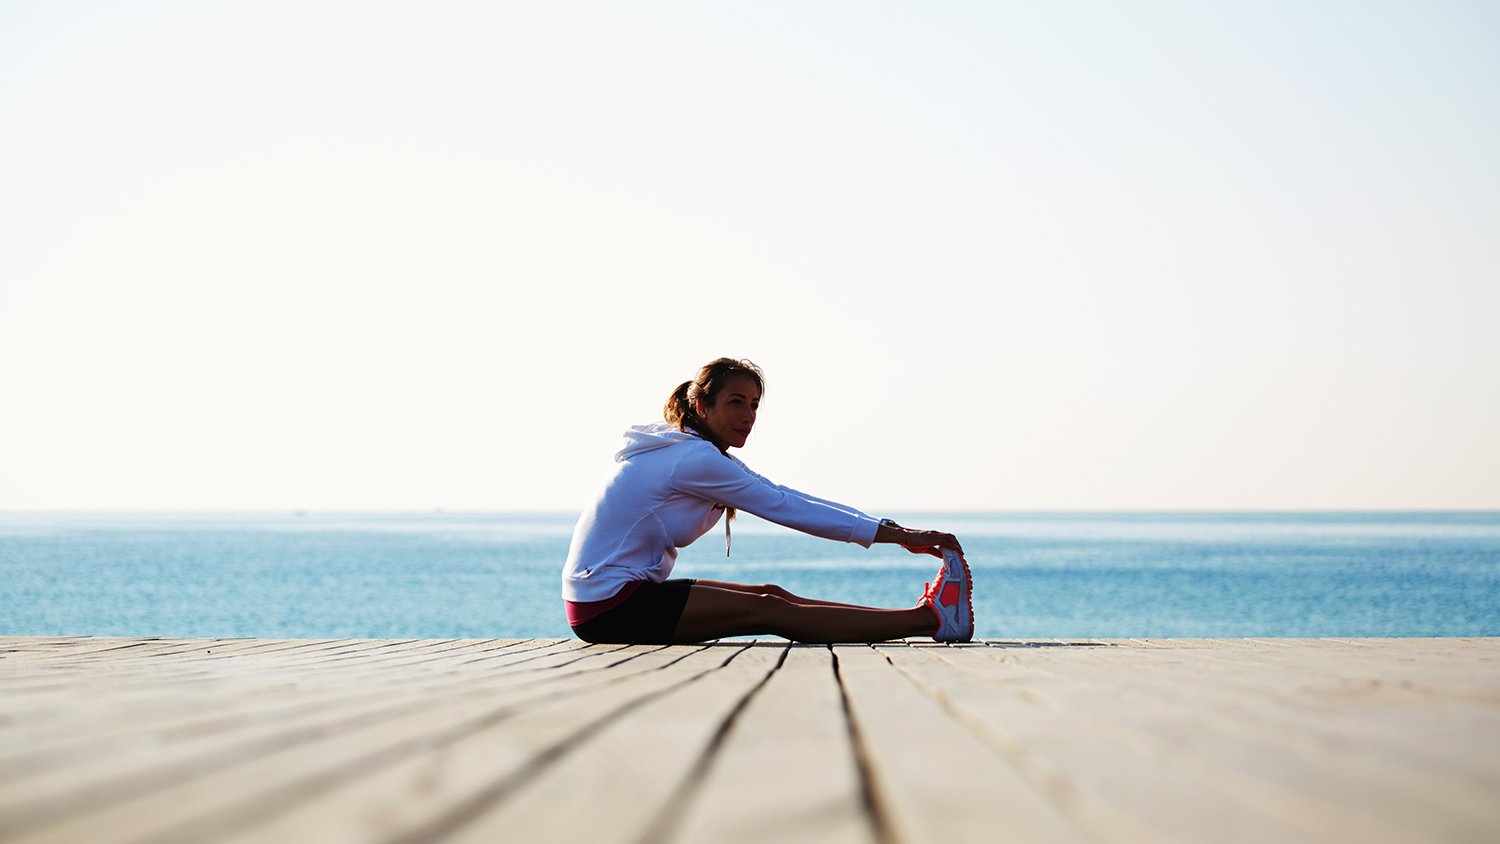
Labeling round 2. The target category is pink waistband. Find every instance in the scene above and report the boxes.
[564,581,642,627]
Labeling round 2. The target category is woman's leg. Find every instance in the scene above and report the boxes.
[671,584,937,644]
[691,579,895,610]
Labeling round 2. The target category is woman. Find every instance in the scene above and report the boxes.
[562,357,974,644]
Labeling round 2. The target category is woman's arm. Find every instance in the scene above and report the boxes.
[735,456,963,558]
[673,446,964,556]
[672,446,881,546]
[731,457,872,519]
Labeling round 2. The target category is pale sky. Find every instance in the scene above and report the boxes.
[2,1,1497,511]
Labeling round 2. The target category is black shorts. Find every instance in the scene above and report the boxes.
[570,579,696,645]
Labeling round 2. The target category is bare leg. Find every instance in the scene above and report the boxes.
[672,584,937,644]
[692,579,899,610]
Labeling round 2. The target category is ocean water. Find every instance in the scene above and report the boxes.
[2,511,1497,639]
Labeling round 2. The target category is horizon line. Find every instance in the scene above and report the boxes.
[3,508,1498,516]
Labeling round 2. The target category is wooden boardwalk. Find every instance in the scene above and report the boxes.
[1,637,1497,844]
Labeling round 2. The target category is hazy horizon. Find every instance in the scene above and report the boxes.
[4,507,1496,516]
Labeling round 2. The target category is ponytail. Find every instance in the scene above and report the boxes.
[663,380,698,433]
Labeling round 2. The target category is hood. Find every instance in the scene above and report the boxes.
[615,422,705,462]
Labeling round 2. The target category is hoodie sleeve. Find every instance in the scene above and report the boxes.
[732,457,876,520]
[670,445,880,547]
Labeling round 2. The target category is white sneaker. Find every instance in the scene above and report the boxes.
[920,547,974,643]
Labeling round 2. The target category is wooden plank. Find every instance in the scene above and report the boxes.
[0,638,185,664]
[2,637,1496,844]
[1099,644,1500,792]
[432,642,787,844]
[883,644,1354,843]
[0,639,549,730]
[0,640,445,740]
[0,642,613,796]
[0,639,563,778]
[10,637,298,662]
[664,644,872,844]
[1176,640,1500,704]
[916,642,1500,842]
[835,644,1092,844]
[0,638,447,691]
[0,636,138,658]
[145,644,744,844]
[0,641,374,733]
[1204,637,1500,675]
[992,640,1500,775]
[4,643,704,844]
[0,641,618,786]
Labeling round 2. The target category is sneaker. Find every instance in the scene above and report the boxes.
[920,547,974,643]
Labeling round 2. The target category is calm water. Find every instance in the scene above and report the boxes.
[2,511,1497,639]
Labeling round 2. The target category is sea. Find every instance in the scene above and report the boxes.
[2,511,1497,640]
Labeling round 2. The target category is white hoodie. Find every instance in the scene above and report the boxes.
[562,422,881,603]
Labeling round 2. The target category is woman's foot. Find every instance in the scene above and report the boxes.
[919,548,974,642]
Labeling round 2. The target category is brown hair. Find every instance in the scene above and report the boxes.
[664,357,766,520]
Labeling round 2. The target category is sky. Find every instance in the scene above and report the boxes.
[2,1,1497,511]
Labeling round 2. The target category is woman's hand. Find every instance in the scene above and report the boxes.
[899,529,963,558]
[875,521,964,558]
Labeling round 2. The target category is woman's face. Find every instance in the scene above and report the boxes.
[697,373,761,449]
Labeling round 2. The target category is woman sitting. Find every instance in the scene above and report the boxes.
[562,357,974,645]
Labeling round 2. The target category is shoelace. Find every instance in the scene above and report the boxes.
[921,557,952,605]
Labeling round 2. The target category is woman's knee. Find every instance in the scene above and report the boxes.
[675,589,796,641]
[755,583,794,600]
[740,592,796,627]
